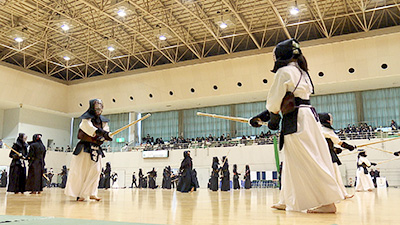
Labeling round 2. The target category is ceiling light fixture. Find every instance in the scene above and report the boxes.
[107,46,115,51]
[158,35,167,41]
[63,56,71,61]
[14,37,24,43]
[290,1,300,15]
[61,24,70,31]
[219,22,228,29]
[117,9,127,17]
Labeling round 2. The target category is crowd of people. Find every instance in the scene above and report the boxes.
[139,131,277,151]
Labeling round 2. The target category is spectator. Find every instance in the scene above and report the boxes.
[0,139,3,148]
[391,120,398,130]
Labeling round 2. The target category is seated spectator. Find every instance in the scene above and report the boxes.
[391,120,398,130]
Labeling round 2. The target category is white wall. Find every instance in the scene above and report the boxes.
[2,108,20,145]
[0,109,4,139]
[18,108,71,149]
[0,108,71,148]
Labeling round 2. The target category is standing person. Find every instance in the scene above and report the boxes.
[177,151,194,193]
[59,165,68,189]
[232,164,241,190]
[65,99,113,201]
[131,172,137,188]
[7,133,28,194]
[220,156,230,191]
[209,157,219,191]
[250,39,343,213]
[161,167,166,188]
[163,166,172,189]
[148,168,157,189]
[98,168,105,189]
[138,169,144,188]
[0,170,7,187]
[104,162,111,190]
[244,165,251,189]
[319,113,357,199]
[191,169,200,191]
[356,150,376,192]
[25,134,46,194]
[111,172,119,188]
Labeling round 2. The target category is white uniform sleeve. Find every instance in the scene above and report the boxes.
[359,157,371,167]
[79,119,98,137]
[322,127,341,145]
[103,122,110,132]
[266,69,291,113]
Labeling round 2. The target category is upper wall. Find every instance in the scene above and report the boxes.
[0,63,68,113]
[67,31,400,115]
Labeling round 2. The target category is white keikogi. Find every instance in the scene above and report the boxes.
[355,151,375,191]
[321,125,354,199]
[65,99,112,201]
[266,61,344,211]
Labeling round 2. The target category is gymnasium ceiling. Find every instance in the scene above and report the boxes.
[0,0,399,82]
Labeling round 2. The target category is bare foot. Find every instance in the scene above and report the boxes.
[77,197,85,201]
[307,203,336,213]
[30,192,36,194]
[90,196,101,201]
[345,194,354,199]
[271,203,286,210]
[368,189,373,192]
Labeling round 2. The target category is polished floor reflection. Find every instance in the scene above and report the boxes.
[0,187,398,225]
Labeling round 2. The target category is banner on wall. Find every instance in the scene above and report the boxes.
[142,150,169,158]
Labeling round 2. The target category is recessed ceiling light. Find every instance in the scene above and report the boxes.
[63,56,71,61]
[117,9,127,17]
[61,24,70,31]
[219,22,228,29]
[159,35,167,41]
[14,37,23,43]
[107,46,115,51]
[290,6,299,15]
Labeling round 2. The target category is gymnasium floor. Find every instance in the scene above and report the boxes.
[0,187,398,225]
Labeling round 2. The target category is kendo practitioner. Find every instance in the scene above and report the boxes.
[138,168,144,188]
[244,165,251,189]
[59,165,68,189]
[0,170,7,187]
[220,156,230,191]
[65,99,113,201]
[162,166,172,189]
[319,113,356,199]
[356,150,376,192]
[148,168,157,189]
[232,164,241,190]
[249,39,343,213]
[131,172,137,188]
[192,169,200,191]
[25,134,46,194]
[7,133,28,194]
[161,167,166,188]
[209,157,219,191]
[143,177,148,188]
[98,168,105,189]
[104,162,111,189]
[177,151,194,193]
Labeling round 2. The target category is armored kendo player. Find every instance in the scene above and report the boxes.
[319,113,356,199]
[65,99,113,201]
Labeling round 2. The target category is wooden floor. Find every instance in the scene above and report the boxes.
[0,187,399,225]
